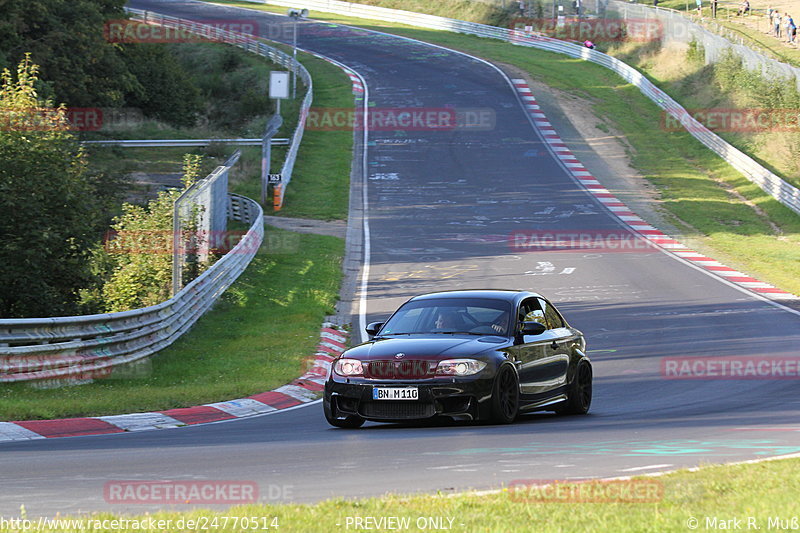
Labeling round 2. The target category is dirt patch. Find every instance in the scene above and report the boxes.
[263,215,347,238]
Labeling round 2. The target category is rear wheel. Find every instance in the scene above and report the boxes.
[324,397,365,428]
[556,360,592,415]
[490,365,520,424]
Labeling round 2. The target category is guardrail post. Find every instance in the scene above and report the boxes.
[273,184,283,211]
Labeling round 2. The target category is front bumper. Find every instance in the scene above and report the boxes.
[324,377,495,422]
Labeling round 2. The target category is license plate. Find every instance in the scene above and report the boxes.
[372,387,418,400]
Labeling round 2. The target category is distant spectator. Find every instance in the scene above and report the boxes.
[583,40,595,49]
[736,0,749,16]
[696,0,702,16]
[786,13,793,42]
[789,15,797,43]
[774,11,782,37]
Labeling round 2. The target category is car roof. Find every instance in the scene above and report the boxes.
[408,289,542,303]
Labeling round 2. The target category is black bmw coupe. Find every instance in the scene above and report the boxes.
[324,290,592,428]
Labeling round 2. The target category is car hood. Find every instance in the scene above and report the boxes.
[343,335,508,361]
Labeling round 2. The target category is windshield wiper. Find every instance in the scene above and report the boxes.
[435,331,486,335]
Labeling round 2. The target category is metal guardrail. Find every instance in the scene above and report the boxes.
[0,194,263,383]
[245,0,800,215]
[82,138,290,147]
[126,8,314,209]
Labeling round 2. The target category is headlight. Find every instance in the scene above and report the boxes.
[334,358,364,377]
[435,359,487,377]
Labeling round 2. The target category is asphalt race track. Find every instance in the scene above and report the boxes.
[1,0,799,518]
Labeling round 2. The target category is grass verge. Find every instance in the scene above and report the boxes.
[215,1,800,296]
[1,35,353,420]
[7,457,800,532]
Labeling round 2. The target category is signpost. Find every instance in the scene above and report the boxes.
[287,8,308,99]
[269,71,289,114]
[262,73,288,206]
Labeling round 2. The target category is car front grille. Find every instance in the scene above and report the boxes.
[365,360,437,380]
[359,401,436,420]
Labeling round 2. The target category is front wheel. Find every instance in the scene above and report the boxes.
[324,397,365,428]
[556,360,592,415]
[490,365,520,424]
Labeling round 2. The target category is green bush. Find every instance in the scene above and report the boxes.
[100,155,205,312]
[687,38,705,63]
[0,56,121,318]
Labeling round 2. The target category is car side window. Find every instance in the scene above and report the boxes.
[518,298,546,331]
[538,298,565,329]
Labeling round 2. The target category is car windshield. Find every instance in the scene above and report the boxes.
[379,298,513,336]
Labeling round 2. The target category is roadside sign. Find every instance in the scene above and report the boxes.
[269,71,290,99]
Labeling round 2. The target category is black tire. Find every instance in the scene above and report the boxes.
[556,360,592,415]
[490,365,520,424]
[324,397,365,429]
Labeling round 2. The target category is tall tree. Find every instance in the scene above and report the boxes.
[0,0,138,107]
[0,56,105,317]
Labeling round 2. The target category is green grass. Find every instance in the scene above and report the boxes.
[214,1,800,296]
[0,230,343,420]
[8,457,800,532]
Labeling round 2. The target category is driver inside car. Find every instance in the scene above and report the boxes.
[434,310,460,331]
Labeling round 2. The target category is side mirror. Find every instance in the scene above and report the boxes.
[365,321,384,336]
[520,321,547,336]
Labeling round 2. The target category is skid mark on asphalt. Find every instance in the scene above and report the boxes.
[381,264,480,282]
